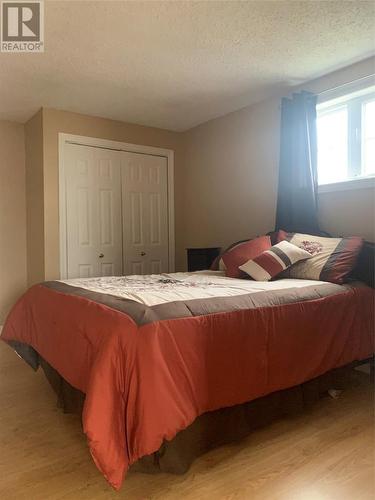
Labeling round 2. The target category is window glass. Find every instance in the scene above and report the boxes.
[317,106,348,184]
[317,87,375,185]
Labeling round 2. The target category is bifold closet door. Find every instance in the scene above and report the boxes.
[121,151,169,275]
[65,144,123,278]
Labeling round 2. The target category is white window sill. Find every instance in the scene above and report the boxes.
[318,176,375,194]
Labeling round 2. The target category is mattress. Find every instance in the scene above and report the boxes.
[1,272,374,489]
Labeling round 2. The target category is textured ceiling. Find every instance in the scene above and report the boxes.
[1,0,374,131]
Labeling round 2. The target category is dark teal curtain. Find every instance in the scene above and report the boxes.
[275,91,320,234]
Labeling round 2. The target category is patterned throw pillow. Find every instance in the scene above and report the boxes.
[276,230,364,284]
[220,236,272,278]
[239,240,312,281]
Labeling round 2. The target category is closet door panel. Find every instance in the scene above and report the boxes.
[64,144,122,279]
[122,152,169,275]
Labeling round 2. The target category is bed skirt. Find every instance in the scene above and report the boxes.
[39,357,366,475]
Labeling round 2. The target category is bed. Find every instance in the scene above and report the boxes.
[1,270,374,490]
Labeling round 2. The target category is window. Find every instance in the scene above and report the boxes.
[317,86,375,186]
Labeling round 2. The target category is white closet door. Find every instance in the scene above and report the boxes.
[121,152,169,275]
[65,144,123,278]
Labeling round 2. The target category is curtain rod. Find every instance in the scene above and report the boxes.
[317,73,375,96]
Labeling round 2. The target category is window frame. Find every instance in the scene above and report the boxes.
[362,96,375,176]
[316,80,375,193]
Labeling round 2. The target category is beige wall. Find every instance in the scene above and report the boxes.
[318,188,374,242]
[40,108,184,279]
[25,110,44,286]
[181,57,375,256]
[181,97,281,256]
[0,121,27,322]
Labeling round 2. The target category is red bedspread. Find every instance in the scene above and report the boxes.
[1,281,374,489]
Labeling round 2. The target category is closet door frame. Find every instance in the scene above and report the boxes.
[58,133,175,279]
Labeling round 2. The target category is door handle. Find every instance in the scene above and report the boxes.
[140,252,146,256]
[99,253,104,258]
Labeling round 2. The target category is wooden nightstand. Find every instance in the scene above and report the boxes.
[186,247,221,272]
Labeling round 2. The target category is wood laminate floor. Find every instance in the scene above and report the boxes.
[0,341,374,500]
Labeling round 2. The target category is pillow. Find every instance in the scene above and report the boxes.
[220,236,271,278]
[239,240,312,281]
[276,230,364,284]
[210,238,250,271]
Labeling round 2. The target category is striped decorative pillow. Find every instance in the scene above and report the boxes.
[239,241,312,281]
[276,230,364,284]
